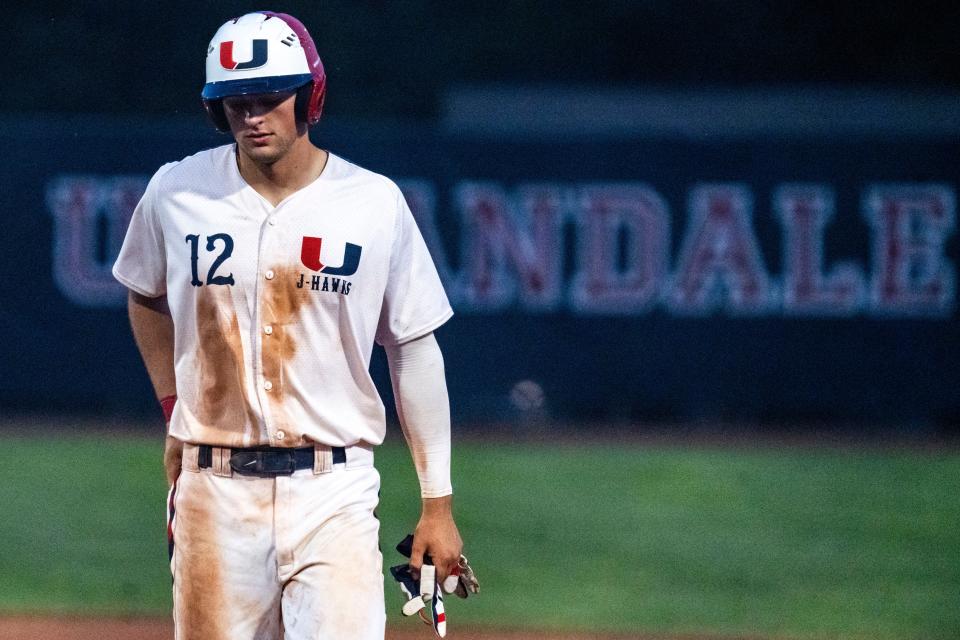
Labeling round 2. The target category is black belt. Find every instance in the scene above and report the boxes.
[198,444,347,476]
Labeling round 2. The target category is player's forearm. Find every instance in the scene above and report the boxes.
[385,332,453,498]
[127,290,177,400]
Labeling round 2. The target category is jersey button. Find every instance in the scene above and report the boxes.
[268,219,277,226]
[265,270,275,280]
[263,325,273,335]
[275,430,286,440]
[264,380,273,391]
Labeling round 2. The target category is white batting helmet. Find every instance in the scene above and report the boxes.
[201,12,327,131]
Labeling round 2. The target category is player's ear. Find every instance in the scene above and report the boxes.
[294,83,313,124]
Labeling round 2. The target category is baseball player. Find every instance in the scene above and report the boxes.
[113,12,473,639]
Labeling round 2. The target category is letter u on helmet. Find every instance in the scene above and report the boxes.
[201,12,326,132]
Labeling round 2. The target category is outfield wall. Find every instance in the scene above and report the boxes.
[1,112,958,428]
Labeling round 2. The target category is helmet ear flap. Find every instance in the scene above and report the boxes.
[203,99,231,133]
[294,82,313,124]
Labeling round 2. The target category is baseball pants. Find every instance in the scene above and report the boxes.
[167,442,386,640]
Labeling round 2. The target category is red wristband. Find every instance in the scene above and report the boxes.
[160,395,177,423]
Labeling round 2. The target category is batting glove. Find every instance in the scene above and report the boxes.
[389,534,479,638]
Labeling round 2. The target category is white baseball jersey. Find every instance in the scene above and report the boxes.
[113,144,453,448]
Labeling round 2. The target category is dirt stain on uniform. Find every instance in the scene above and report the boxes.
[194,288,258,434]
[261,265,312,435]
[175,476,228,640]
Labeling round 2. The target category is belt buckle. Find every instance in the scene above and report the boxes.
[229,449,296,476]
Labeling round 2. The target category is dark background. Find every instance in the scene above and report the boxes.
[2,1,958,434]
[10,1,960,120]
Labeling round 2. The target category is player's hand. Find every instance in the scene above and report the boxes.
[390,530,478,638]
[411,495,463,584]
[163,433,183,487]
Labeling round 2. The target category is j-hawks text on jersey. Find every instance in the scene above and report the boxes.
[296,236,362,296]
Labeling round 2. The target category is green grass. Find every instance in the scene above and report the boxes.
[0,433,958,639]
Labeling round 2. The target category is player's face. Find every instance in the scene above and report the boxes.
[223,91,304,164]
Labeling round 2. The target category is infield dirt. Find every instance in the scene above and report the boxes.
[0,616,750,640]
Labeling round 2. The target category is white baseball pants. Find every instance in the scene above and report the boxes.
[167,443,386,640]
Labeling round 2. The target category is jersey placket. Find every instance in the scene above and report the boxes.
[253,206,290,445]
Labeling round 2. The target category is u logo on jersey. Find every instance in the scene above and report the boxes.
[220,40,268,70]
[300,237,363,276]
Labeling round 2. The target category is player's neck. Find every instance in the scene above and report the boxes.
[237,137,328,207]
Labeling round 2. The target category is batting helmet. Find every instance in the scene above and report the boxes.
[201,12,326,132]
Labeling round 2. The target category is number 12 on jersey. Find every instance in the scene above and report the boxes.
[186,233,235,286]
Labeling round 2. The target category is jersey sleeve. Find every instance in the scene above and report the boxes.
[375,189,454,346]
[112,163,175,297]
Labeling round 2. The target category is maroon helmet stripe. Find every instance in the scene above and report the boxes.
[259,11,326,123]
